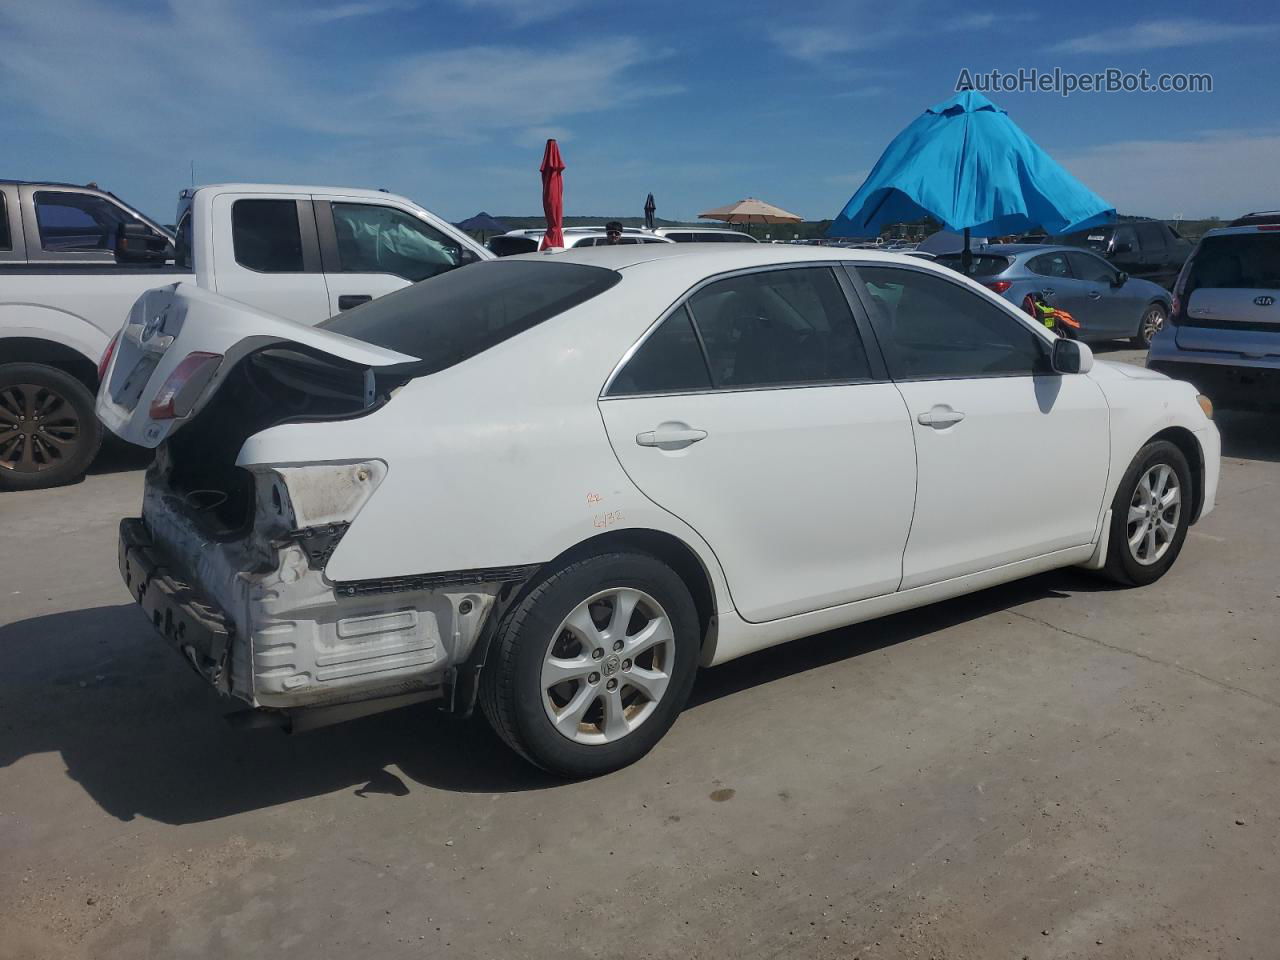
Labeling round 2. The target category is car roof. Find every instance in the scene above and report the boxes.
[514,243,964,274]
[958,243,1088,258]
[187,183,416,205]
[1201,223,1280,238]
[0,179,103,189]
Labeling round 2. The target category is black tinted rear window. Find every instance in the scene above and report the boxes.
[320,260,620,372]
[1051,229,1112,252]
[1185,233,1280,292]
[934,253,1011,277]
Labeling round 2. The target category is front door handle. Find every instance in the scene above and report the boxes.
[338,294,373,310]
[917,405,965,428]
[636,422,708,450]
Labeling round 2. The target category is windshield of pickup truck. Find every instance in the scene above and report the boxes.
[1050,228,1112,253]
[319,260,621,373]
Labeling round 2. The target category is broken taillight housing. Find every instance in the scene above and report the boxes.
[98,330,121,383]
[149,352,223,420]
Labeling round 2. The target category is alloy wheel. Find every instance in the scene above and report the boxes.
[1126,463,1181,566]
[0,384,82,474]
[1141,307,1165,346]
[541,587,675,745]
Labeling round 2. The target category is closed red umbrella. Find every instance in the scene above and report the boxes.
[539,139,565,250]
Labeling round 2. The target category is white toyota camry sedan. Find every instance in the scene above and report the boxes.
[99,245,1221,777]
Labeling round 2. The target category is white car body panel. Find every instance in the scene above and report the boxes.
[600,382,916,621]
[101,245,1221,718]
[207,189,333,324]
[894,373,1110,588]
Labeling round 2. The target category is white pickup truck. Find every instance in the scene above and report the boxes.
[0,181,491,490]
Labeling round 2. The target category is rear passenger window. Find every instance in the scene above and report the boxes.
[857,266,1048,380]
[608,306,712,396]
[0,193,9,250]
[231,199,304,272]
[1137,222,1167,251]
[688,267,871,388]
[1028,252,1070,278]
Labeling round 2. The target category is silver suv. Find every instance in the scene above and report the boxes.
[1148,213,1280,412]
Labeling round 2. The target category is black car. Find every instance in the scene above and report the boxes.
[1051,221,1193,290]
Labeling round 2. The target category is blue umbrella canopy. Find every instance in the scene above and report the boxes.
[828,91,1114,238]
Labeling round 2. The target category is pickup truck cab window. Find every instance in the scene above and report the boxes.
[331,202,465,282]
[0,192,10,250]
[33,190,143,254]
[231,199,305,273]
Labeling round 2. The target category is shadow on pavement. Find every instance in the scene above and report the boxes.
[1215,410,1280,463]
[88,435,153,476]
[0,568,1107,824]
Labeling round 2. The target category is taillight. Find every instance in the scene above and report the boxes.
[98,330,121,383]
[149,352,223,420]
[985,280,1012,294]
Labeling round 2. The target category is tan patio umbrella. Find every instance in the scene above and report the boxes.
[698,197,803,229]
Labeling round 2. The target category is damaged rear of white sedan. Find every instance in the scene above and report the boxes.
[99,245,1220,777]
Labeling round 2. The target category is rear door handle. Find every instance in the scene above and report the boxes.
[636,422,708,450]
[1088,291,1102,300]
[338,294,372,310]
[917,405,965,428]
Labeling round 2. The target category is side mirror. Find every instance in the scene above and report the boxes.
[114,223,172,264]
[1052,337,1094,375]
[458,248,481,265]
[1112,241,1133,254]
[1112,271,1128,287]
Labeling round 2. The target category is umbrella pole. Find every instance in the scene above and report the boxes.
[962,228,972,275]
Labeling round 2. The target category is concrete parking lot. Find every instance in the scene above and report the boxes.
[2,347,1277,960]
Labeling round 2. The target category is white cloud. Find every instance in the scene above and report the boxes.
[1050,18,1276,54]
[377,39,680,135]
[1052,130,1280,219]
[453,0,588,27]
[298,1,416,23]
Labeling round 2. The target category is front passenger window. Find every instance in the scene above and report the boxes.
[856,266,1048,380]
[332,202,462,282]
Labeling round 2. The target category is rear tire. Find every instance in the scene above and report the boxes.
[1133,303,1166,348]
[0,363,103,491]
[480,551,700,778]
[1101,440,1192,586]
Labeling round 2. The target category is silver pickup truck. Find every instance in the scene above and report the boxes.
[0,180,490,490]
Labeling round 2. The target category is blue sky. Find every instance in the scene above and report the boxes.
[2,0,1277,226]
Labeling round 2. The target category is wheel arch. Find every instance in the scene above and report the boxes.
[450,527,723,717]
[1150,425,1205,523]
[542,528,720,663]
[0,336,100,392]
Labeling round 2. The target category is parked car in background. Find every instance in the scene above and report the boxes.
[101,245,1218,777]
[935,244,1172,346]
[487,227,674,256]
[1051,220,1192,289]
[0,181,488,489]
[651,227,757,244]
[1148,214,1280,411]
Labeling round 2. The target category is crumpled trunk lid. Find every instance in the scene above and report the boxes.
[96,282,418,448]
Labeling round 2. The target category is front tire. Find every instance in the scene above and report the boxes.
[0,363,103,491]
[1133,303,1167,348]
[1101,440,1192,586]
[480,551,700,777]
